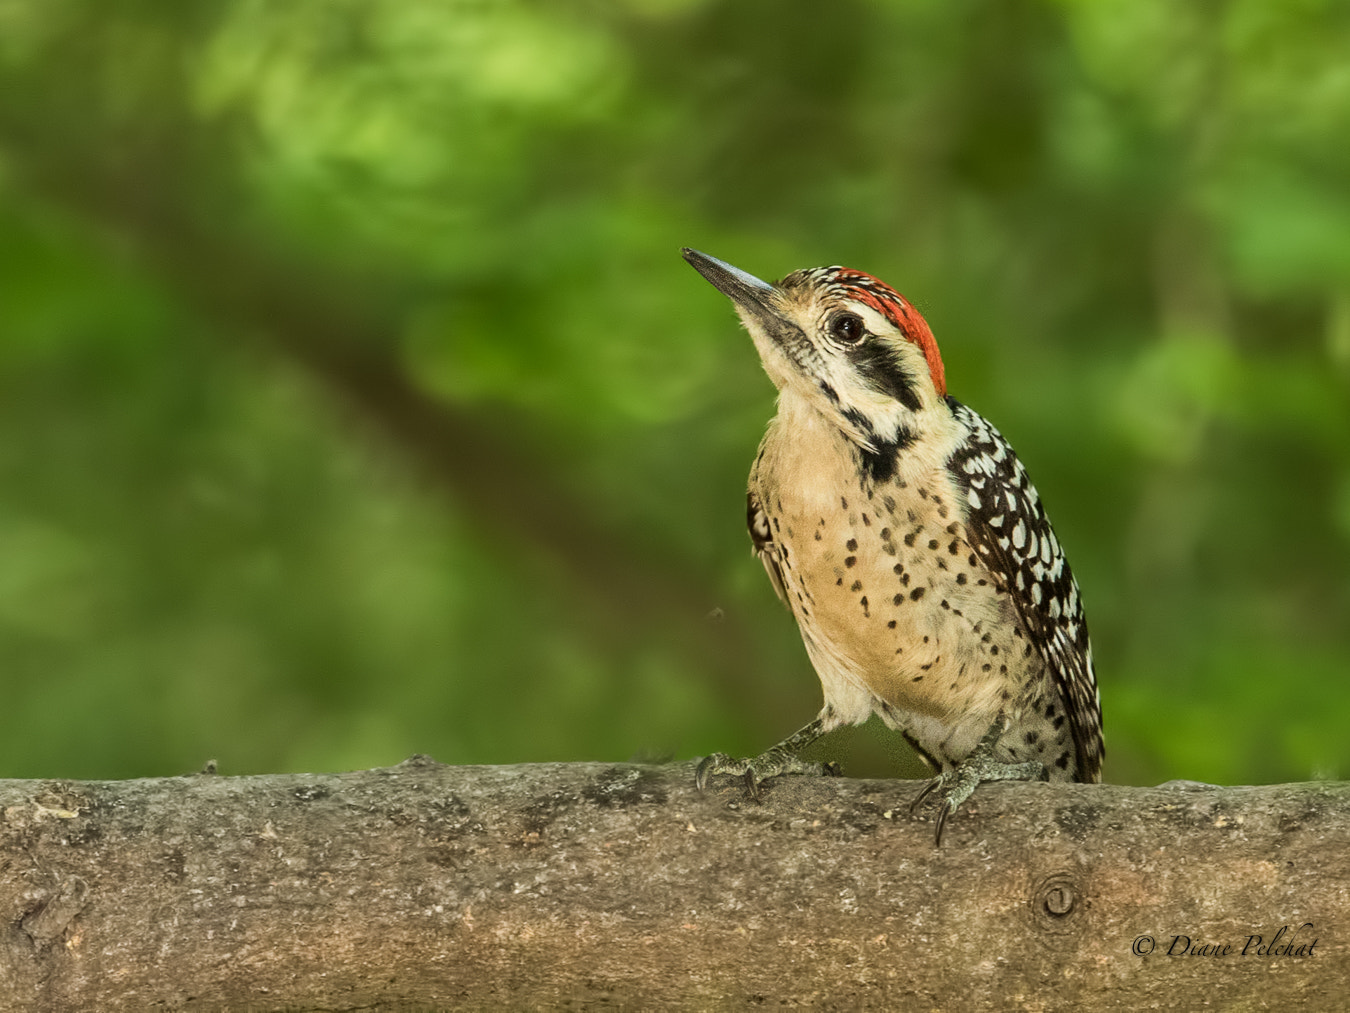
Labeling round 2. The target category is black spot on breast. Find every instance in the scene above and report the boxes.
[845,556,857,567]
[887,620,897,628]
[956,573,967,584]
[846,538,858,551]
[850,580,862,592]
[861,449,893,483]
[893,594,904,605]
[910,586,926,600]
[859,435,913,484]
[927,539,939,550]
[904,532,917,547]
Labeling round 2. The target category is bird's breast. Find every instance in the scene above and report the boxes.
[754,427,1027,727]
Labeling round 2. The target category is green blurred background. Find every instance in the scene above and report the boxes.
[1,0,1347,787]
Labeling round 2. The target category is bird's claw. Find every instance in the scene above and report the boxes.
[695,751,839,797]
[694,752,736,793]
[908,780,962,847]
[910,757,1046,846]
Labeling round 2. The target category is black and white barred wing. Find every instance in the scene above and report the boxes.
[946,400,1104,782]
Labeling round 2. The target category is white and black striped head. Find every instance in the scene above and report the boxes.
[682,249,948,460]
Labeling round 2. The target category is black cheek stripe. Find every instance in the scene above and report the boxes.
[847,343,923,412]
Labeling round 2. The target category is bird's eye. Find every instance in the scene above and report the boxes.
[829,312,866,344]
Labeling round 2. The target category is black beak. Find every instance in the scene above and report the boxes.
[681,248,777,316]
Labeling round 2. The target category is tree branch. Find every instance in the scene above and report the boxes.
[2,760,1343,1010]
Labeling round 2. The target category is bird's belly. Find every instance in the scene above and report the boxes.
[774,494,1026,730]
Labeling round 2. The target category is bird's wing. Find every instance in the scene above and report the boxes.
[747,490,790,609]
[946,399,1104,782]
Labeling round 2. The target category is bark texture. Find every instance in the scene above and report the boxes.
[1,758,1344,1011]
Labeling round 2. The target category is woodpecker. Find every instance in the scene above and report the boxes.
[682,248,1103,844]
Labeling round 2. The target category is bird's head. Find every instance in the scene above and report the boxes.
[682,248,947,457]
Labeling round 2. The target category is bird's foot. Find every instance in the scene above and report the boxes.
[695,749,840,800]
[909,724,1047,846]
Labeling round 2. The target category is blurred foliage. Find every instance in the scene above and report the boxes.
[0,0,1348,786]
